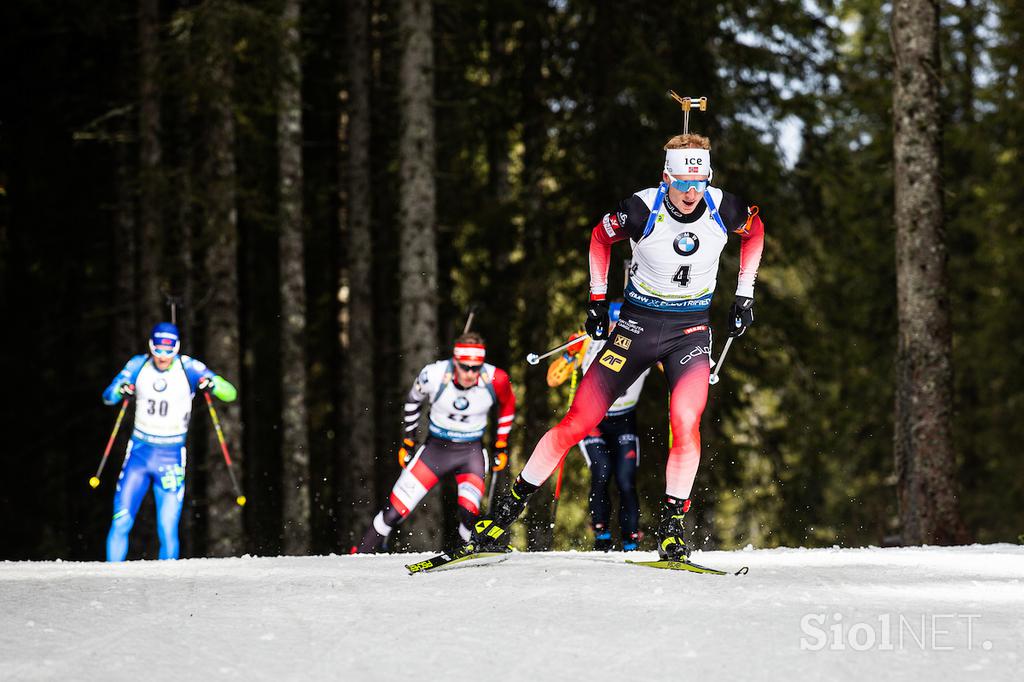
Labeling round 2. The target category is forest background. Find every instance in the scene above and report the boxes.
[2,0,1021,560]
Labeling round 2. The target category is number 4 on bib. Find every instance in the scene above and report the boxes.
[672,265,691,287]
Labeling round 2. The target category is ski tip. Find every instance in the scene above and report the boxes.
[406,556,448,575]
[405,547,512,575]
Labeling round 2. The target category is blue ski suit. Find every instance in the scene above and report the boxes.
[101,354,233,561]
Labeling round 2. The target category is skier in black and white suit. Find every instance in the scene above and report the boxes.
[356,332,516,552]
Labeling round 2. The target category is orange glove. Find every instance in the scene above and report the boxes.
[565,330,588,355]
[492,441,509,471]
[398,438,416,468]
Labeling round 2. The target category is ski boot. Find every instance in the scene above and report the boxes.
[469,475,538,552]
[622,532,640,552]
[657,496,691,561]
[354,513,392,554]
[593,524,612,552]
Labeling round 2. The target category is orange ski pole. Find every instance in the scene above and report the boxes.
[204,391,246,507]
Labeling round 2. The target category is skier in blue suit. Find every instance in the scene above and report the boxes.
[101,322,237,561]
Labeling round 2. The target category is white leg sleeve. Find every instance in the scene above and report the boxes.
[373,511,393,537]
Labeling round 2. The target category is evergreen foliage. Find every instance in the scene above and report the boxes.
[1,0,1021,558]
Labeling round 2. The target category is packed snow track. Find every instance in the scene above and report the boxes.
[1,545,1021,680]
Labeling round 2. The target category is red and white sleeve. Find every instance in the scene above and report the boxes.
[735,210,765,299]
[589,213,630,301]
[491,368,516,447]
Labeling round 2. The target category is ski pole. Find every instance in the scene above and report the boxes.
[527,333,591,366]
[708,337,735,385]
[90,397,130,488]
[550,366,578,531]
[486,440,510,512]
[550,458,566,533]
[486,468,499,512]
[204,391,247,507]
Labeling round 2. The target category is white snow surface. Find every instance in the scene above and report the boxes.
[2,544,1022,681]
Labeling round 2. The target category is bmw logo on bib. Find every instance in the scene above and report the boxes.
[673,232,700,256]
[154,378,168,392]
[454,396,469,411]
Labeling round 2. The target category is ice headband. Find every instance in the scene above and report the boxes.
[453,343,486,364]
[664,148,712,178]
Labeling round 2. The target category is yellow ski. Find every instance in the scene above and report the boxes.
[626,558,748,575]
[406,548,511,574]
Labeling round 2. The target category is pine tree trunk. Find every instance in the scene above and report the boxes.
[891,0,969,545]
[478,5,513,501]
[277,0,310,555]
[340,0,377,547]
[114,141,139,360]
[167,0,200,557]
[200,0,243,557]
[517,11,555,551]
[138,0,163,323]
[397,0,441,550]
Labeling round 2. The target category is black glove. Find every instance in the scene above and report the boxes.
[585,299,611,340]
[197,376,216,392]
[119,383,136,398]
[727,296,754,337]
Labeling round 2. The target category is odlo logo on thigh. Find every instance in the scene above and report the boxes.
[679,346,711,365]
[599,350,626,372]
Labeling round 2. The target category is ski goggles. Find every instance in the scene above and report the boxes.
[668,177,708,193]
[456,362,484,373]
[149,340,180,357]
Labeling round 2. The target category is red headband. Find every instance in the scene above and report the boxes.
[453,343,486,364]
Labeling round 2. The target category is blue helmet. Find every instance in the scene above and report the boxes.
[149,322,180,357]
[609,302,623,323]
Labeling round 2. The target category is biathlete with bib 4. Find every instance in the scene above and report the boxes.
[462,130,765,565]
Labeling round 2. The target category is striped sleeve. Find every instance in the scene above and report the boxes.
[491,367,516,446]
[402,365,432,441]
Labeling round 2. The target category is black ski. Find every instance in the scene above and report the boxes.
[406,546,512,575]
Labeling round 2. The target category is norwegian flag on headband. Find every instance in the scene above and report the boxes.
[664,148,712,176]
